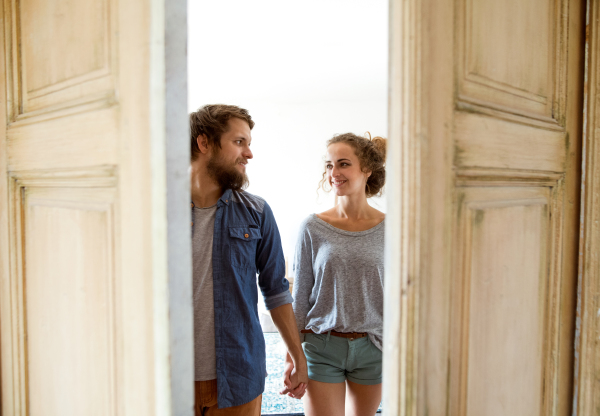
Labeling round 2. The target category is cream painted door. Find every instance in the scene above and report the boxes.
[384,0,584,415]
[0,0,192,415]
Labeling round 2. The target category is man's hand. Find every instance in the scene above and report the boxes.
[269,304,309,400]
[279,352,308,399]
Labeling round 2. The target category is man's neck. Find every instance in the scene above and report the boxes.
[190,159,223,208]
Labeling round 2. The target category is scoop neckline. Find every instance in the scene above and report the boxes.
[310,213,385,236]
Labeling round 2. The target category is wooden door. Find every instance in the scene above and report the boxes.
[384,0,585,415]
[0,1,192,415]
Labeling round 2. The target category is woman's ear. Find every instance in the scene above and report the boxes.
[197,134,210,154]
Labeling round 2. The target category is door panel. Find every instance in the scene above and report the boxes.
[385,0,584,414]
[458,0,557,118]
[0,0,191,415]
[451,187,555,416]
[17,0,115,116]
[24,184,117,416]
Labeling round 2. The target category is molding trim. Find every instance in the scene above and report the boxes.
[575,0,600,413]
[383,0,423,414]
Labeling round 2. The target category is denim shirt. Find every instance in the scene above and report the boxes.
[192,188,293,408]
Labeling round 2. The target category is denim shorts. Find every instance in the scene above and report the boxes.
[302,332,382,385]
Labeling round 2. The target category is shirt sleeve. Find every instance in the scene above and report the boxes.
[255,201,293,310]
[291,219,315,343]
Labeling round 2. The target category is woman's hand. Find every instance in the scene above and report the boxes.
[279,352,308,399]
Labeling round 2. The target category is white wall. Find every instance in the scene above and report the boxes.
[188,0,388,266]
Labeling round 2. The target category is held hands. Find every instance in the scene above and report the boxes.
[279,352,308,399]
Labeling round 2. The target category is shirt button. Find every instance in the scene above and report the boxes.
[191,222,194,226]
[225,199,228,203]
[190,203,194,208]
[244,233,249,238]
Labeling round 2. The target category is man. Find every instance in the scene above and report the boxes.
[190,104,308,415]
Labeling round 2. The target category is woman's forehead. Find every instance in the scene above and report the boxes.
[326,142,357,159]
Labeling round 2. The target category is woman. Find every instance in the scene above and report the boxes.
[284,133,386,416]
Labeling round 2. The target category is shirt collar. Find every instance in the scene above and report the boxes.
[219,188,232,206]
[190,188,232,208]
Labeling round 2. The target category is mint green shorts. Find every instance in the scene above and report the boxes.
[302,332,382,385]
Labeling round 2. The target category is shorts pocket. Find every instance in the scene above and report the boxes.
[302,333,326,353]
[228,226,261,269]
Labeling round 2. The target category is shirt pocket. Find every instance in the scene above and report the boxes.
[228,226,262,269]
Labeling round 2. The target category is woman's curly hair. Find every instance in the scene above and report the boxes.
[318,132,387,198]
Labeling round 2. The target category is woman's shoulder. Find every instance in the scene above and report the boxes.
[297,213,320,233]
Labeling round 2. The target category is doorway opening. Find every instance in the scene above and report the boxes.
[188,1,388,413]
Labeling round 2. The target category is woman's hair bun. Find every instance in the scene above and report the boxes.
[370,136,387,161]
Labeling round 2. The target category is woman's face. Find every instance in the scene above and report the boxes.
[325,142,370,197]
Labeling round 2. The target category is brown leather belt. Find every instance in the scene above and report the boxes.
[301,329,368,340]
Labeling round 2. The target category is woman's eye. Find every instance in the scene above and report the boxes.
[326,164,332,169]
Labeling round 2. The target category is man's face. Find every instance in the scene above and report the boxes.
[206,118,253,191]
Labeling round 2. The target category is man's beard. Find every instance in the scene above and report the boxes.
[206,150,249,191]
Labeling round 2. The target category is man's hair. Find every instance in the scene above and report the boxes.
[190,104,255,160]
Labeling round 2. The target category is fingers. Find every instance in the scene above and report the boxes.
[279,382,307,399]
[285,382,307,399]
[278,378,293,395]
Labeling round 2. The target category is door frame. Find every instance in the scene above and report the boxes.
[575,0,600,413]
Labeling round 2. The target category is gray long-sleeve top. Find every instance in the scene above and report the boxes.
[291,214,385,351]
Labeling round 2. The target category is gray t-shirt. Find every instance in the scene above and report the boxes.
[292,214,385,350]
[192,204,218,381]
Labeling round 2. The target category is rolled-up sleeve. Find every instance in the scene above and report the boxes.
[256,202,293,310]
[291,221,314,342]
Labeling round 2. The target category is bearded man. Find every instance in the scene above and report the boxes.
[189,104,308,415]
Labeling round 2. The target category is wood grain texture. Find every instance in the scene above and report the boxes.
[454,112,566,172]
[0,0,192,414]
[386,0,584,415]
[0,0,15,413]
[4,0,117,118]
[24,187,117,416]
[6,106,119,171]
[456,0,568,121]
[575,0,600,413]
[449,186,563,416]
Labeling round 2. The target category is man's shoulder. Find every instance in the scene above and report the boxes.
[230,189,267,214]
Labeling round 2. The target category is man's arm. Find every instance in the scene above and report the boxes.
[269,303,308,398]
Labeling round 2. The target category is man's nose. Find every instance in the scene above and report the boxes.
[243,146,253,159]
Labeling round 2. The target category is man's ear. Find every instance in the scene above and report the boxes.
[197,134,210,154]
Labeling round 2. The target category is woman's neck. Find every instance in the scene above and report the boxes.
[334,194,375,220]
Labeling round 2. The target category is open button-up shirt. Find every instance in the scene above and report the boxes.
[192,189,293,408]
